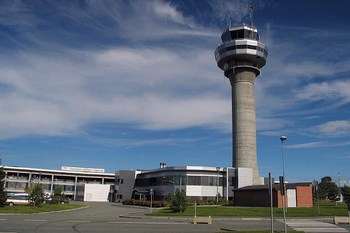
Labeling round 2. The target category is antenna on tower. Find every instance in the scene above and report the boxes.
[249,1,254,27]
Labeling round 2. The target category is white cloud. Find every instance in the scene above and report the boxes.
[312,120,350,137]
[251,23,350,136]
[207,0,249,24]
[152,0,188,25]
[1,0,349,144]
[286,141,324,149]
[0,43,231,139]
[293,80,350,106]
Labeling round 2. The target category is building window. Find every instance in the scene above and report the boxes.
[187,176,201,185]
[174,176,186,185]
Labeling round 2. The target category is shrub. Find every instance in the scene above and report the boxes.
[0,168,7,205]
[27,183,44,207]
[170,189,188,212]
[51,186,66,204]
[122,199,170,208]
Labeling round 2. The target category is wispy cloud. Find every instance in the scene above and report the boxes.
[311,120,350,137]
[286,141,325,149]
[0,0,349,148]
[207,0,250,24]
[293,80,350,106]
[0,43,231,140]
[286,140,350,149]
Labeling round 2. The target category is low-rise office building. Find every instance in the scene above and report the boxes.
[2,166,115,201]
[114,165,254,202]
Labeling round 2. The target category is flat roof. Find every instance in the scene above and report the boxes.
[3,166,115,177]
[234,182,312,191]
[137,166,230,174]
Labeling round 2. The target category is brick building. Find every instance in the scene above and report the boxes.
[234,182,313,208]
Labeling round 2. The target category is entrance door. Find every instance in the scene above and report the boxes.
[287,189,297,207]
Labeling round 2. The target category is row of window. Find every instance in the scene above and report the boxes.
[221,29,260,43]
[135,176,224,187]
[5,182,98,192]
[217,44,268,58]
[6,173,114,183]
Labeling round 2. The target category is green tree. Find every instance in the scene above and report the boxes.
[342,185,350,212]
[170,189,188,212]
[0,167,7,205]
[321,176,332,183]
[327,182,340,203]
[27,183,44,207]
[318,176,340,204]
[341,185,350,204]
[52,186,65,204]
[318,176,332,199]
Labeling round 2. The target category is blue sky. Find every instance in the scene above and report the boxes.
[0,0,349,183]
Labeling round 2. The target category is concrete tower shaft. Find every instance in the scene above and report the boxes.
[214,24,268,185]
[229,67,260,184]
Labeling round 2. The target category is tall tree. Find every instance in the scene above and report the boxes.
[321,176,332,183]
[327,182,340,203]
[342,185,350,212]
[0,167,6,205]
[341,185,350,203]
[318,176,340,203]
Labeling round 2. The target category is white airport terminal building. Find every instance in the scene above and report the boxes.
[2,166,115,202]
[1,164,255,202]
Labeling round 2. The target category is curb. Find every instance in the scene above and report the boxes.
[0,205,89,216]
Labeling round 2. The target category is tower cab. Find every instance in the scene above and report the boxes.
[214,24,268,76]
[221,25,260,42]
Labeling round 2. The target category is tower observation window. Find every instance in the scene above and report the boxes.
[229,29,259,40]
[230,29,245,39]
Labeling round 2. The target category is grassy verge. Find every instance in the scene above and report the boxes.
[150,203,348,217]
[0,204,86,214]
[218,231,304,233]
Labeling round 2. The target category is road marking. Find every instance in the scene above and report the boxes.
[287,220,349,232]
[0,219,7,221]
[66,220,91,223]
[23,219,47,222]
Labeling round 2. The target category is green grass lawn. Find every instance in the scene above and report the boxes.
[218,231,304,233]
[0,204,86,214]
[150,203,348,217]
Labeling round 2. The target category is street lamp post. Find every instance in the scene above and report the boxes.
[280,135,287,233]
[216,167,220,206]
[150,188,153,214]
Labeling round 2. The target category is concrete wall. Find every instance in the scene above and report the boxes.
[236,167,253,188]
[115,170,139,201]
[84,184,111,202]
[186,186,223,198]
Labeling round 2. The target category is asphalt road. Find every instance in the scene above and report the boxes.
[0,202,349,233]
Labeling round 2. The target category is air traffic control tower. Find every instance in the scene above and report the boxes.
[214,24,268,184]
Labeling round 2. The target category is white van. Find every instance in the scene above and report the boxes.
[6,193,30,206]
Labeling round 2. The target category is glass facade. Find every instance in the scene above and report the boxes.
[135,175,223,187]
